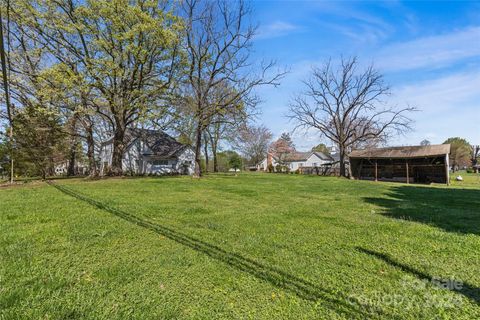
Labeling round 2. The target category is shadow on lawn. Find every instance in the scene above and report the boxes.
[357,247,480,305]
[364,185,480,235]
[49,182,386,319]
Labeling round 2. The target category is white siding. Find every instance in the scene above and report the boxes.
[289,161,305,171]
[260,156,279,171]
[305,153,329,167]
[99,138,195,175]
[288,153,329,171]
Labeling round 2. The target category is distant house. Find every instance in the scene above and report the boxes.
[54,160,88,176]
[349,144,451,184]
[259,151,333,171]
[258,152,279,171]
[284,151,333,171]
[99,128,195,175]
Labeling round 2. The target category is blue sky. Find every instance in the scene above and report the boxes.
[249,0,480,150]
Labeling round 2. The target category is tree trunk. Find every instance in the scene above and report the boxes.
[339,145,346,177]
[203,132,209,173]
[86,122,97,177]
[193,123,202,178]
[67,143,76,176]
[209,134,218,172]
[213,147,218,172]
[67,115,78,176]
[111,123,126,176]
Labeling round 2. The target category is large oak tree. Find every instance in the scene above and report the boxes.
[11,0,183,175]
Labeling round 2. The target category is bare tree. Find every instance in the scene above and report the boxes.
[205,119,232,172]
[181,0,286,177]
[233,124,272,167]
[288,57,415,177]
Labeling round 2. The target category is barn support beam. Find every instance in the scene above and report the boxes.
[375,160,378,182]
[445,154,450,185]
[406,160,409,184]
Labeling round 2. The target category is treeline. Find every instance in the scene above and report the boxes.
[0,0,284,179]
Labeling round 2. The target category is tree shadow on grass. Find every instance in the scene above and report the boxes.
[363,185,480,235]
[48,182,387,319]
[357,247,480,305]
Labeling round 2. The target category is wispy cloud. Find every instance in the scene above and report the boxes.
[315,5,395,45]
[376,26,480,72]
[394,70,480,110]
[392,70,480,144]
[256,21,301,40]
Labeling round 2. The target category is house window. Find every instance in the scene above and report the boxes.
[299,163,303,167]
[152,160,168,166]
[313,162,317,167]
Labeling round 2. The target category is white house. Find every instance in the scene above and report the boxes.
[99,128,195,175]
[54,161,88,176]
[258,152,279,171]
[259,151,333,171]
[284,151,333,171]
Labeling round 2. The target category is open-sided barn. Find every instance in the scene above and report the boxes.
[349,144,451,184]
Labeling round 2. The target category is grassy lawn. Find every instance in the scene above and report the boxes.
[1,173,479,319]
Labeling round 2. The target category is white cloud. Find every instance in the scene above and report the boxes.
[392,70,480,144]
[393,70,480,112]
[256,21,301,40]
[376,26,480,72]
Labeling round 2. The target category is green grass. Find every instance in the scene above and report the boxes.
[1,173,479,319]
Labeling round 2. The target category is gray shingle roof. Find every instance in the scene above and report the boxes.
[312,151,334,161]
[128,128,188,159]
[284,152,311,162]
[99,128,190,159]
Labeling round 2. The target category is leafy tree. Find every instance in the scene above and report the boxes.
[12,0,183,175]
[14,105,67,179]
[0,132,9,178]
[311,143,331,156]
[420,139,431,146]
[443,137,471,171]
[228,152,242,171]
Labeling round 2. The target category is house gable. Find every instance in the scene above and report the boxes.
[99,128,195,175]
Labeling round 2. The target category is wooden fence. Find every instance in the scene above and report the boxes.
[299,166,341,176]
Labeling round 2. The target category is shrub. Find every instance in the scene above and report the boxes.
[267,163,274,173]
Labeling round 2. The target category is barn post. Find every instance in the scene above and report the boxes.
[406,160,409,184]
[445,153,450,185]
[375,160,378,182]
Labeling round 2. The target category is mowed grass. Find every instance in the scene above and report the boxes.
[1,173,479,319]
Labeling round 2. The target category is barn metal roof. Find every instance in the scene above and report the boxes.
[349,144,451,159]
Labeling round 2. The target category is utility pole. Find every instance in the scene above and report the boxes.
[0,8,14,183]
